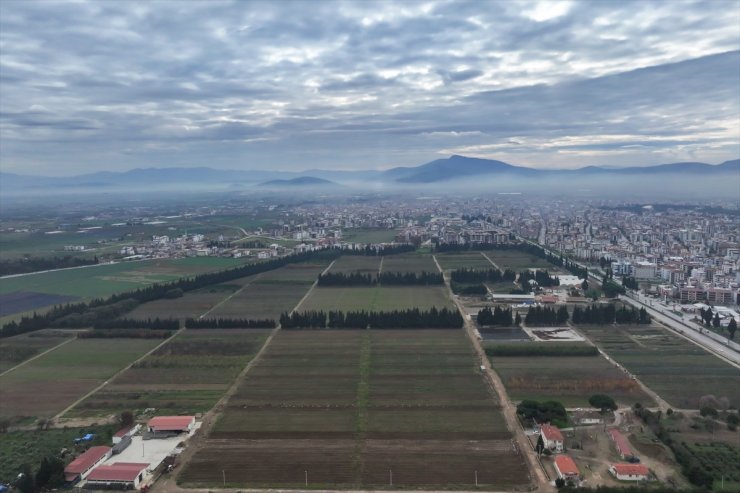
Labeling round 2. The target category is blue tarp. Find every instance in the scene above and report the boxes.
[82,433,94,441]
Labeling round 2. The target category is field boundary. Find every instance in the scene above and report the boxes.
[198,273,264,319]
[0,336,75,378]
[479,251,502,271]
[54,328,185,421]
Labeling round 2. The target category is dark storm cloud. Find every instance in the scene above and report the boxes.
[0,0,738,174]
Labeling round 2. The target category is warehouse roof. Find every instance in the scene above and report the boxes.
[64,446,111,480]
[87,463,148,482]
[147,416,194,431]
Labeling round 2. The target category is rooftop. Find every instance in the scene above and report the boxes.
[64,446,111,478]
[611,463,649,476]
[554,455,579,475]
[86,463,149,482]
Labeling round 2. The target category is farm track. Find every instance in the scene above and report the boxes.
[479,251,502,271]
[156,260,336,493]
[432,255,548,491]
[198,273,264,319]
[0,336,75,378]
[54,328,185,422]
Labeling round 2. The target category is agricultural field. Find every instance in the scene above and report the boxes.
[0,291,79,317]
[484,250,560,271]
[486,341,653,407]
[381,253,439,274]
[301,285,454,312]
[126,283,247,320]
[579,325,740,409]
[0,338,162,422]
[434,252,495,271]
[180,329,529,489]
[341,228,398,244]
[0,329,74,373]
[0,257,249,301]
[208,262,329,319]
[329,255,381,274]
[69,329,270,418]
[0,424,115,484]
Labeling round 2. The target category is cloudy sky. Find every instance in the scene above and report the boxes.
[1,0,739,176]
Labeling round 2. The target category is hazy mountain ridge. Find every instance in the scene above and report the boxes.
[259,176,338,187]
[1,156,737,191]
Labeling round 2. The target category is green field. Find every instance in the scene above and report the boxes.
[329,256,381,274]
[0,330,74,373]
[0,257,249,299]
[302,285,454,312]
[381,253,439,274]
[435,252,495,271]
[69,329,270,417]
[341,228,398,244]
[0,338,162,421]
[484,250,560,271]
[0,424,116,483]
[579,325,740,408]
[485,340,653,407]
[180,329,528,489]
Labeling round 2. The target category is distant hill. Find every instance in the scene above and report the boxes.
[258,176,338,188]
[1,156,736,192]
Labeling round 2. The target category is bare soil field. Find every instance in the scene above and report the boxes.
[179,330,529,489]
[69,329,270,417]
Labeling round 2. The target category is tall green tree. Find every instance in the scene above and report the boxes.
[728,317,737,340]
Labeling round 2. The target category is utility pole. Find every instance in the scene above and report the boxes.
[305,470,308,487]
[389,469,392,486]
[222,470,225,487]
[475,470,478,487]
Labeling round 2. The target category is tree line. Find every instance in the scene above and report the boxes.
[0,249,340,338]
[280,307,463,329]
[477,306,515,326]
[79,329,173,339]
[317,271,443,286]
[339,244,415,256]
[184,317,276,329]
[571,304,650,325]
[525,306,569,326]
[450,267,516,283]
[93,317,180,330]
[0,255,99,276]
[519,269,559,288]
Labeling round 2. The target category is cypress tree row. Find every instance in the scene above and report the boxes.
[185,317,276,329]
[280,307,463,329]
[571,305,650,324]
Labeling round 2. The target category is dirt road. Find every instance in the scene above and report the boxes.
[433,255,550,491]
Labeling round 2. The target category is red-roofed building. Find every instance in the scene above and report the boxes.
[64,446,111,483]
[554,455,580,480]
[540,424,564,452]
[113,424,140,444]
[608,429,633,459]
[147,416,195,434]
[86,462,149,489]
[609,463,650,481]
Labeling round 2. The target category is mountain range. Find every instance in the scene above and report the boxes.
[1,155,737,191]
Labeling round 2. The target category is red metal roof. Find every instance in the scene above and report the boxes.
[608,429,633,456]
[147,416,194,431]
[87,463,148,482]
[611,463,649,476]
[113,425,134,438]
[64,446,111,475]
[554,455,579,476]
[541,424,564,441]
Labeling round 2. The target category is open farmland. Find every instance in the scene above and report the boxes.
[579,325,740,408]
[208,262,329,319]
[435,252,495,271]
[0,338,161,421]
[485,341,653,407]
[301,285,454,312]
[0,257,249,300]
[126,283,246,320]
[0,329,74,373]
[484,249,560,271]
[180,330,529,489]
[69,329,270,417]
[0,291,79,317]
[328,255,381,274]
[381,253,439,273]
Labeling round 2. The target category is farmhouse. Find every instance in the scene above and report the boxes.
[147,416,195,434]
[553,454,580,481]
[540,424,564,452]
[608,429,633,459]
[64,446,112,483]
[609,463,650,481]
[86,462,149,490]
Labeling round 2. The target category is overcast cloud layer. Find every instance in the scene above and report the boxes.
[1,0,739,175]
